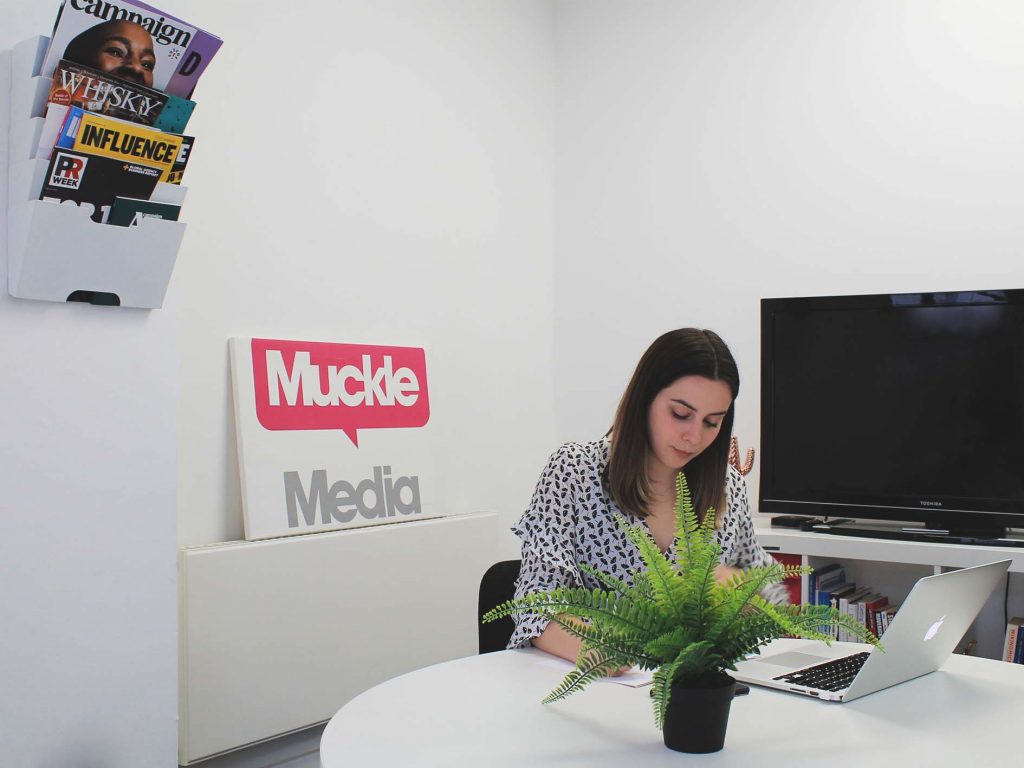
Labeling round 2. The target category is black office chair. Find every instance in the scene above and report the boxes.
[478,559,522,654]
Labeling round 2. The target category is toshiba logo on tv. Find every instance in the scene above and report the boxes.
[251,339,430,446]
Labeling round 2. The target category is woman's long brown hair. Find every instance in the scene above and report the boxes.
[605,328,739,522]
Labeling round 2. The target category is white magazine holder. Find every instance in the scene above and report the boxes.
[2,36,186,309]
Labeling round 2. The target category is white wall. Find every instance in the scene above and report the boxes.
[553,0,1024,480]
[552,0,1024,663]
[2,6,179,764]
[170,0,556,556]
[2,1,554,765]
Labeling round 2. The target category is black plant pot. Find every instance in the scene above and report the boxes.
[662,674,736,753]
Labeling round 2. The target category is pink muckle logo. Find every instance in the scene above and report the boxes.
[251,338,430,446]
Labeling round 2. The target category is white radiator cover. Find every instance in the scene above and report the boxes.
[179,512,498,764]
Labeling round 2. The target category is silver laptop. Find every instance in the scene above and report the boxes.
[733,559,1010,702]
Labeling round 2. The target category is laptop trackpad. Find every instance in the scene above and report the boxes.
[756,651,830,668]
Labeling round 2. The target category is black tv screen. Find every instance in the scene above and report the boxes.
[760,289,1024,538]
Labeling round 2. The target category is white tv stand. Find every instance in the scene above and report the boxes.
[755,519,1024,661]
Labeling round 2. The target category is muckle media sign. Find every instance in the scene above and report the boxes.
[230,338,439,540]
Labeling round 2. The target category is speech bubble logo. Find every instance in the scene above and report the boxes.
[251,338,430,446]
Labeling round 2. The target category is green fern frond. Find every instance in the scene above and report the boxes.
[617,513,688,623]
[778,563,814,580]
[546,614,660,668]
[750,598,882,649]
[579,562,653,606]
[669,641,724,682]
[671,473,701,572]
[704,563,785,643]
[483,586,669,638]
[643,625,699,661]
[713,614,791,665]
[650,659,683,730]
[681,550,719,629]
[649,641,724,728]
[542,649,620,704]
[672,474,722,571]
[631,571,655,601]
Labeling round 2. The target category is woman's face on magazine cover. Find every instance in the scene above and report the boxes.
[93,21,156,87]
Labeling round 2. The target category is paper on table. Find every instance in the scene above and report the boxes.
[535,655,654,687]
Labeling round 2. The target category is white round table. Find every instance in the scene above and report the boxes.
[320,640,1024,767]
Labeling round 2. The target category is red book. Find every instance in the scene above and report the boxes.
[771,553,802,605]
[1004,618,1024,662]
[862,595,889,637]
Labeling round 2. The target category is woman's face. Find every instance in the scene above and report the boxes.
[93,21,156,87]
[646,375,732,478]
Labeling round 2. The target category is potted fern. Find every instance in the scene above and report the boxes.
[484,472,880,753]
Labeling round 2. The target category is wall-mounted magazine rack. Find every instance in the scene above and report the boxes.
[3,36,186,309]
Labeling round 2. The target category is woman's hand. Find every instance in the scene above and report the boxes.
[604,662,635,676]
[715,564,742,584]
[534,619,632,676]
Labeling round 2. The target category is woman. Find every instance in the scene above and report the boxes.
[508,328,785,662]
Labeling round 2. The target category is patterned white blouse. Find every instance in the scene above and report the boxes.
[508,436,786,649]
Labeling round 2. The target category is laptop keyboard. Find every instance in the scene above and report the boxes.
[773,652,871,692]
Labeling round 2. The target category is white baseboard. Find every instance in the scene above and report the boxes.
[181,724,324,768]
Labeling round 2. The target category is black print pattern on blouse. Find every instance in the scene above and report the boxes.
[508,437,787,649]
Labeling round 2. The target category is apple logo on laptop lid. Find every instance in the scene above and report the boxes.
[924,616,945,641]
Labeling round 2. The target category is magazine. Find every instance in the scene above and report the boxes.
[133,0,222,98]
[37,103,71,160]
[152,94,196,133]
[42,0,219,98]
[108,196,181,226]
[56,106,194,184]
[46,57,196,132]
[47,58,168,126]
[39,147,162,223]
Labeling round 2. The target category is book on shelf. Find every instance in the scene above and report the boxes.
[1009,618,1024,662]
[825,584,853,640]
[1014,619,1024,664]
[852,592,882,633]
[830,584,859,641]
[878,604,899,635]
[55,106,194,184]
[46,58,196,133]
[818,570,847,591]
[862,594,890,637]
[42,0,221,98]
[40,147,162,223]
[870,601,895,637]
[816,571,846,604]
[828,583,856,604]
[840,585,872,640]
[770,553,802,604]
[809,563,843,604]
[806,563,907,642]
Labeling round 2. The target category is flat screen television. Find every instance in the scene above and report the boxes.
[760,289,1024,544]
